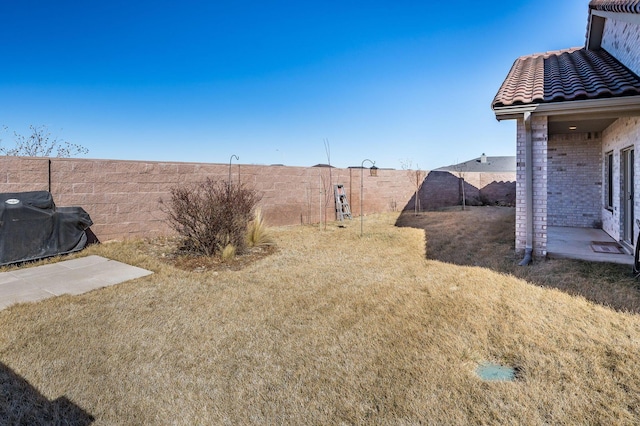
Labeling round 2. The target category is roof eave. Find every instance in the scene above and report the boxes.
[493,96,640,121]
[492,104,538,121]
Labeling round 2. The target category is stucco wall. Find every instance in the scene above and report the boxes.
[547,132,602,228]
[516,115,548,257]
[601,116,640,243]
[0,157,415,242]
[601,17,640,75]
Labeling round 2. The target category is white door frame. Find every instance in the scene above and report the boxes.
[622,147,635,245]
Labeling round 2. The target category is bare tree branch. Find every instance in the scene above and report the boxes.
[0,125,88,157]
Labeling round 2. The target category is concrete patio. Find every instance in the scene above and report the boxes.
[547,226,634,265]
[0,255,153,311]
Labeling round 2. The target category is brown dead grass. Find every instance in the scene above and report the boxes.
[396,206,640,314]
[1,212,640,424]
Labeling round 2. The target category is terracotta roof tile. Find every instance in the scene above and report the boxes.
[492,48,640,108]
[492,52,545,107]
[589,0,640,13]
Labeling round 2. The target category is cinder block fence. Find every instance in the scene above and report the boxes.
[0,157,416,241]
[0,157,515,242]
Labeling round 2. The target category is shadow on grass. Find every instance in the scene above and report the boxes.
[396,206,640,314]
[0,362,94,425]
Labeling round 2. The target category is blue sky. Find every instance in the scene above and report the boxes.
[1,0,589,170]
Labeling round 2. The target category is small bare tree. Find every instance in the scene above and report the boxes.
[0,125,88,157]
[400,159,426,215]
[319,138,333,229]
[454,161,468,211]
[411,166,426,215]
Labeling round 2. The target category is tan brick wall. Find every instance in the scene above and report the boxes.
[0,157,417,241]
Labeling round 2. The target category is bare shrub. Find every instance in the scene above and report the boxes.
[163,178,261,256]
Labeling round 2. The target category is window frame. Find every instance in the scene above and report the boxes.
[605,151,614,211]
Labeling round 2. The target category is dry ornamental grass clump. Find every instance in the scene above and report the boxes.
[246,208,273,248]
[0,211,639,424]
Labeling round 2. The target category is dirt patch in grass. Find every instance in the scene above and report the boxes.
[136,236,277,272]
[396,206,640,313]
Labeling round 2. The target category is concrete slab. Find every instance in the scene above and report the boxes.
[58,255,110,269]
[548,226,634,265]
[30,270,109,297]
[0,288,56,310]
[0,280,46,298]
[0,255,153,310]
[0,274,20,286]
[9,263,68,279]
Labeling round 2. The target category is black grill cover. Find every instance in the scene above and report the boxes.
[0,191,93,266]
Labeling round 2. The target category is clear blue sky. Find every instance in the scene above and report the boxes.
[1,0,589,170]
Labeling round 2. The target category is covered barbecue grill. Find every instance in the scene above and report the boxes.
[0,191,93,266]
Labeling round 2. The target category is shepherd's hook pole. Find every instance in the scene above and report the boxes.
[360,159,375,236]
[229,155,239,191]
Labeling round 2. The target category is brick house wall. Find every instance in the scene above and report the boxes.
[601,18,640,75]
[499,8,640,259]
[598,14,640,244]
[547,132,602,228]
[601,116,640,242]
[516,115,548,257]
[0,157,415,242]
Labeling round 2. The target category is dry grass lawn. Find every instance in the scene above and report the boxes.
[1,210,640,424]
[397,206,640,314]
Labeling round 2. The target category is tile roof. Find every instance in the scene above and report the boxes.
[492,47,640,108]
[589,0,640,13]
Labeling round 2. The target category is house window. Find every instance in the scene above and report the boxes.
[605,151,613,210]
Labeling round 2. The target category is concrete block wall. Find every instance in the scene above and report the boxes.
[516,115,548,257]
[547,132,602,228]
[601,116,640,242]
[467,172,516,206]
[602,17,640,75]
[415,171,463,210]
[0,157,50,192]
[479,179,516,205]
[413,171,515,211]
[462,172,515,191]
[0,157,416,242]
